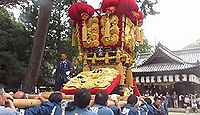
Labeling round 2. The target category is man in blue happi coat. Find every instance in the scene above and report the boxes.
[121,94,139,115]
[54,52,73,91]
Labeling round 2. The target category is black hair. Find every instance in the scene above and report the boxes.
[154,96,162,101]
[49,92,63,103]
[65,101,76,111]
[94,91,108,106]
[61,52,67,56]
[161,91,166,96]
[74,88,91,109]
[144,98,152,105]
[127,94,138,105]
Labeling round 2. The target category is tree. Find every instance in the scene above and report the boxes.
[0,8,31,90]
[0,0,26,6]
[20,0,78,88]
[136,0,159,17]
[136,38,153,53]
[22,0,53,93]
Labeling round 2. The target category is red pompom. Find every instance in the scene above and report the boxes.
[68,2,95,22]
[115,0,129,15]
[115,0,138,16]
[68,2,82,22]
[137,11,144,26]
[101,0,119,12]
[138,11,144,21]
[128,0,139,12]
[126,12,137,25]
[77,3,95,17]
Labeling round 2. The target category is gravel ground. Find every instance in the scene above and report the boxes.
[169,112,200,115]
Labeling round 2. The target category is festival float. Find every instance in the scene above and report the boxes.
[60,0,144,96]
[13,0,144,108]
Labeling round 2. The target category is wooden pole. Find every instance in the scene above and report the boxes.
[13,99,127,108]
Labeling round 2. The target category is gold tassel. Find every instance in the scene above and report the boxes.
[135,26,141,42]
[116,50,121,64]
[139,30,144,45]
[105,52,109,64]
[72,31,76,47]
[83,54,88,65]
[104,16,110,38]
[115,62,124,85]
[92,53,97,64]
[77,53,83,62]
[126,66,133,87]
[82,21,87,42]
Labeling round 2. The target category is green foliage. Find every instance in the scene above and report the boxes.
[136,0,159,17]
[0,0,26,7]
[136,38,153,54]
[20,0,78,82]
[0,8,31,89]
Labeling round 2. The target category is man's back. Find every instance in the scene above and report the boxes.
[25,101,62,115]
[66,107,98,115]
[121,104,139,115]
[0,105,18,115]
[90,104,114,115]
[140,103,154,115]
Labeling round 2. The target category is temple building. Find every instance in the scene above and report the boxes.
[132,43,200,95]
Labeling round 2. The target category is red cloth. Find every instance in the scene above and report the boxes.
[133,79,140,96]
[60,74,121,95]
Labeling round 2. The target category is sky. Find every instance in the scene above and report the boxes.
[12,0,200,50]
[86,0,200,50]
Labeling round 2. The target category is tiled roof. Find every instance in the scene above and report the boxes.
[138,43,185,66]
[173,48,200,63]
[133,43,200,73]
[132,63,195,73]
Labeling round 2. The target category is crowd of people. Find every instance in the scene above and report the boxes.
[0,84,63,115]
[1,83,171,115]
[170,92,200,112]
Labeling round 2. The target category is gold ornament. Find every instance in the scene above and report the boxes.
[101,15,119,46]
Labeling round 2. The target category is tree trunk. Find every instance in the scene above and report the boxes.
[22,0,53,93]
